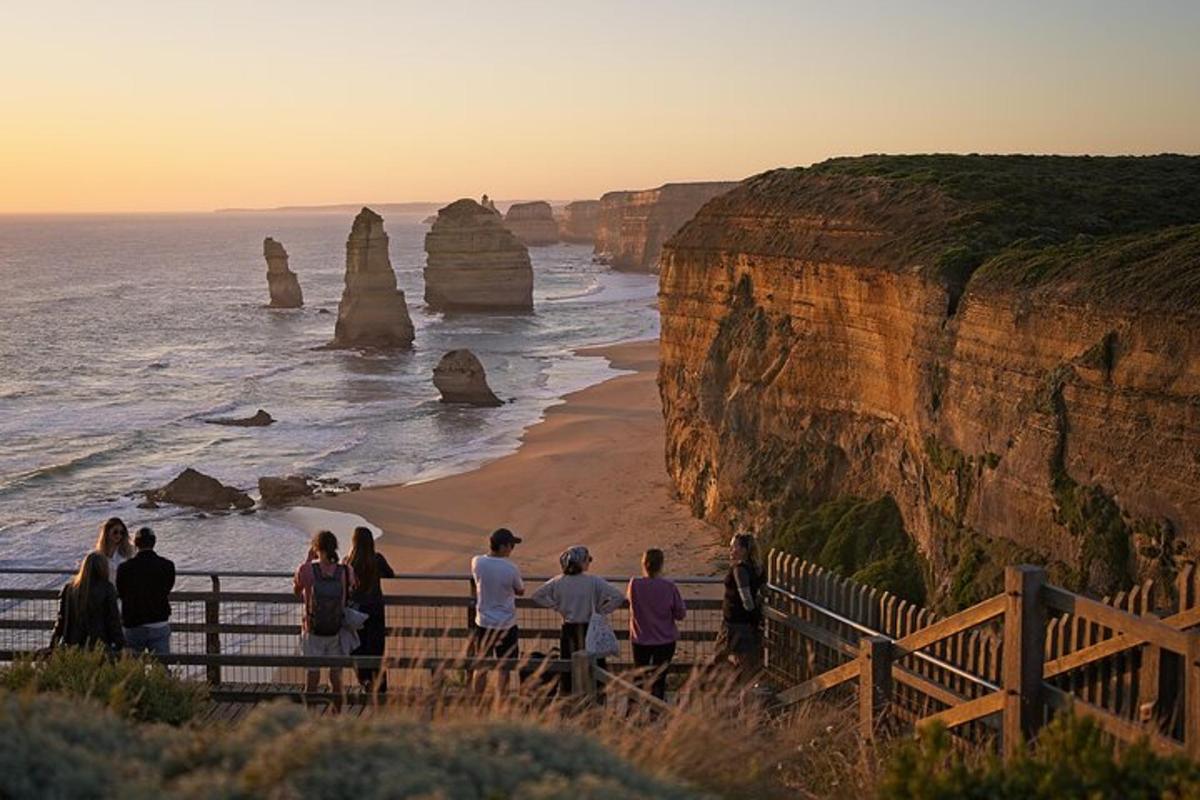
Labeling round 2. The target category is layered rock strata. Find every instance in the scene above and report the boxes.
[559,200,600,243]
[331,208,415,348]
[594,182,738,272]
[263,238,303,308]
[503,201,559,246]
[433,349,503,407]
[424,199,534,311]
[659,155,1200,606]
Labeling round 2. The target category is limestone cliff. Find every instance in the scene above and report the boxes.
[330,208,415,349]
[504,201,559,246]
[424,199,533,312]
[595,182,738,272]
[559,200,600,244]
[263,237,303,308]
[659,155,1200,608]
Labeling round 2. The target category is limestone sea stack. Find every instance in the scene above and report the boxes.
[433,349,503,407]
[263,238,303,308]
[559,200,601,243]
[594,181,738,272]
[424,199,534,312]
[658,154,1200,608]
[503,201,559,246]
[330,208,415,349]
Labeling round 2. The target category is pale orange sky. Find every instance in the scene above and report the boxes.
[1,1,1198,213]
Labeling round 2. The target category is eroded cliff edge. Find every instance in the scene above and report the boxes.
[595,182,738,272]
[659,155,1200,608]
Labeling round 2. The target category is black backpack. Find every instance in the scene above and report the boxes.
[307,563,347,636]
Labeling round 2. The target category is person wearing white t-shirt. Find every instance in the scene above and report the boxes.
[470,528,525,695]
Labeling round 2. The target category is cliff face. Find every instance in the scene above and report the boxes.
[659,156,1200,606]
[559,200,600,244]
[503,201,559,246]
[331,208,415,349]
[263,237,303,308]
[594,182,738,273]
[424,199,533,311]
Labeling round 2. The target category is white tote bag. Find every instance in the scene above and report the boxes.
[585,612,619,658]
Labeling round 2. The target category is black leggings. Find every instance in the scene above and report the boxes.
[632,641,676,700]
[560,622,607,695]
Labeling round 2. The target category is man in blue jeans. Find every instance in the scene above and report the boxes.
[115,527,176,655]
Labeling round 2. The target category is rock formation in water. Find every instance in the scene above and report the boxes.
[258,475,315,507]
[559,200,601,244]
[204,409,274,427]
[145,468,254,511]
[263,238,303,308]
[423,199,534,311]
[433,349,503,407]
[658,155,1200,609]
[503,201,559,246]
[594,182,738,272]
[330,208,415,349]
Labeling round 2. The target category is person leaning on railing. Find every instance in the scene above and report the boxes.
[344,526,395,694]
[713,533,764,681]
[50,551,125,653]
[627,548,686,701]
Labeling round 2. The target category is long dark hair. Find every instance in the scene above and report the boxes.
[345,526,377,591]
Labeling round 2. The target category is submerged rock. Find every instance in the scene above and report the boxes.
[263,237,303,308]
[504,201,559,246]
[433,349,503,407]
[424,199,533,312]
[146,468,254,511]
[204,409,275,427]
[330,208,415,349]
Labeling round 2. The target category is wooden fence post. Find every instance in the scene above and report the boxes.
[1002,565,1046,760]
[205,574,221,686]
[571,650,597,701]
[859,635,892,741]
[1187,634,1200,759]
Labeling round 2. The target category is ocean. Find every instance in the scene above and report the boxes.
[0,211,659,579]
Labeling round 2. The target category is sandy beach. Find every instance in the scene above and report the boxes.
[312,339,721,579]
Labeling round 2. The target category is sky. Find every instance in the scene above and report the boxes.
[1,0,1198,213]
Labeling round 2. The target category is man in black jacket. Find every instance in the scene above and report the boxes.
[116,527,176,654]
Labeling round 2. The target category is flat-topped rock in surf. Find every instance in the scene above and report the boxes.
[263,237,303,308]
[330,208,415,349]
[424,199,533,312]
[503,200,559,246]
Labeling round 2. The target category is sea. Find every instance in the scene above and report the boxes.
[0,212,659,582]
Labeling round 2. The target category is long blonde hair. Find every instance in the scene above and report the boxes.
[71,551,110,622]
[95,517,133,559]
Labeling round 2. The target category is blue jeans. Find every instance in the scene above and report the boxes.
[125,624,171,655]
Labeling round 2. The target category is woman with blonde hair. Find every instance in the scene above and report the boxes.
[94,517,134,582]
[344,526,395,693]
[50,551,125,652]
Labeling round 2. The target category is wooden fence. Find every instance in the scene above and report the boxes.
[761,550,1200,759]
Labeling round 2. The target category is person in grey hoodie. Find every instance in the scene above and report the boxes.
[531,545,624,694]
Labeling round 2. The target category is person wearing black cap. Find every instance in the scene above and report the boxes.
[115,526,176,655]
[470,528,524,694]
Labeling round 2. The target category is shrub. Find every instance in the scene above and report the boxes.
[0,647,206,725]
[879,713,1200,799]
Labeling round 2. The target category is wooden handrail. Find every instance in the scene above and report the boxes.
[1041,585,1190,654]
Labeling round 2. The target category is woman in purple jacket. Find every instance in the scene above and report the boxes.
[626,548,686,700]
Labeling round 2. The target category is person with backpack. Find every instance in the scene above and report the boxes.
[714,532,764,681]
[293,530,356,704]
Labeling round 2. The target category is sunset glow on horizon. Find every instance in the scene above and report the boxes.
[2,0,1198,213]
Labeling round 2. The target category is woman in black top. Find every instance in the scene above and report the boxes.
[345,526,395,693]
[51,551,125,652]
[715,533,763,681]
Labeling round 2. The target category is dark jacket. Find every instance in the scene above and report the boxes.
[349,553,396,610]
[50,581,125,651]
[116,549,176,628]
[722,562,763,626]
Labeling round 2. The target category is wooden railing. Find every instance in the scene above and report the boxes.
[762,551,1200,759]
